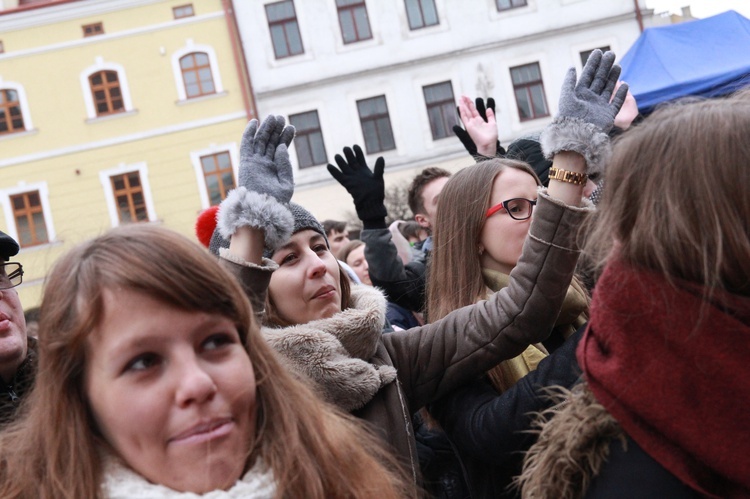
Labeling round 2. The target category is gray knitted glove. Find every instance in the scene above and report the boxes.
[209,116,296,255]
[540,50,629,176]
[238,115,295,204]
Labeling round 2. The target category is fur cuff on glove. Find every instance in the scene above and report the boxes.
[217,186,294,251]
[540,117,611,177]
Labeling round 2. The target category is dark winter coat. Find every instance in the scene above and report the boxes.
[431,325,584,498]
[0,336,37,427]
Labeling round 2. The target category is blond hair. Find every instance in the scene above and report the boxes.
[0,224,411,499]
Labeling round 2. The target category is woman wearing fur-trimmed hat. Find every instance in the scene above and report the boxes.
[205,110,596,492]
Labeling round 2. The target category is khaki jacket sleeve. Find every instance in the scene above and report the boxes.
[382,190,593,411]
[217,248,278,319]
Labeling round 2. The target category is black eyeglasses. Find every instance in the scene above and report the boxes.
[485,198,537,221]
[0,262,23,290]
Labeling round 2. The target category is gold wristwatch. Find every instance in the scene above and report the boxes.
[548,167,587,186]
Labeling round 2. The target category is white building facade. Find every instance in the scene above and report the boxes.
[232,0,650,221]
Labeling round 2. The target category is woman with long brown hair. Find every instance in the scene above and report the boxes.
[519,89,750,499]
[0,224,411,499]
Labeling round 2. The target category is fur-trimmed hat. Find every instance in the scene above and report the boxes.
[0,230,19,262]
[199,201,328,258]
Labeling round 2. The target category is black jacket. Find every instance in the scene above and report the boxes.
[361,228,428,313]
[0,336,37,427]
[585,434,701,498]
[431,325,584,498]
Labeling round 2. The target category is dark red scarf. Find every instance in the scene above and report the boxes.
[579,260,750,498]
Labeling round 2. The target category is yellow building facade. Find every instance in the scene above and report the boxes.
[0,0,254,308]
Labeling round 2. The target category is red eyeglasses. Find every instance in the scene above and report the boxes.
[485,198,537,220]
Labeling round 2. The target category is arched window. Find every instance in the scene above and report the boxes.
[0,89,25,135]
[89,70,124,116]
[180,52,215,98]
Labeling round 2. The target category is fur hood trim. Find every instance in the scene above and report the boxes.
[262,285,397,412]
[517,382,625,499]
[540,117,612,177]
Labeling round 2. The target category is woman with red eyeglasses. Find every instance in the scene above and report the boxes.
[425,158,591,498]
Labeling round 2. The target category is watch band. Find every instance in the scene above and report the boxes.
[548,167,587,186]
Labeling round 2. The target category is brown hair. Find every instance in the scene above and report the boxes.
[427,159,541,322]
[264,260,352,327]
[584,90,750,296]
[0,224,410,499]
[407,166,452,216]
[339,239,365,266]
[322,219,348,236]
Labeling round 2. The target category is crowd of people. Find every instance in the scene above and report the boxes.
[0,49,747,498]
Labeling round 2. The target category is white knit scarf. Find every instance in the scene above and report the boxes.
[101,455,276,499]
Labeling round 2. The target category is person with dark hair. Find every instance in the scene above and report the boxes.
[207,112,593,493]
[0,230,34,428]
[321,219,350,259]
[397,220,427,246]
[518,88,750,499]
[0,223,412,498]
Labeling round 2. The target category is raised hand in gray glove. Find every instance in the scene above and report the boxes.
[327,145,387,224]
[211,115,296,255]
[540,49,629,176]
[238,115,295,204]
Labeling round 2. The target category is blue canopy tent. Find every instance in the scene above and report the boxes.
[620,10,750,113]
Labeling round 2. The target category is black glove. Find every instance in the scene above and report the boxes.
[452,97,505,158]
[327,145,387,223]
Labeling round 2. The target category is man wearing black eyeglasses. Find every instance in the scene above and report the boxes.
[0,230,35,427]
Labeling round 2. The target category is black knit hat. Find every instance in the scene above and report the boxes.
[505,133,553,187]
[0,230,19,262]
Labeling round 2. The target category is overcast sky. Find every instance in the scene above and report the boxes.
[644,0,750,18]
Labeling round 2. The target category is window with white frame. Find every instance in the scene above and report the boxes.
[580,46,611,66]
[99,163,156,227]
[0,183,55,249]
[357,95,395,154]
[510,62,549,121]
[201,151,235,206]
[0,82,33,135]
[265,0,304,59]
[423,81,457,140]
[289,110,327,168]
[190,144,239,209]
[0,88,26,134]
[80,60,134,120]
[180,52,216,98]
[171,42,224,102]
[405,0,439,30]
[336,0,372,44]
[496,0,527,11]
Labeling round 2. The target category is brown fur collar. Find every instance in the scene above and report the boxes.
[517,382,625,499]
[261,285,397,412]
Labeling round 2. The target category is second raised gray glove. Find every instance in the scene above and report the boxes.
[540,49,629,176]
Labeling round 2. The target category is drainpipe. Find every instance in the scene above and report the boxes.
[633,0,644,32]
[222,0,257,120]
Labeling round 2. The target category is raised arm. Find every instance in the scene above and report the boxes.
[385,49,628,411]
[328,145,427,311]
[453,96,506,160]
[210,115,296,311]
